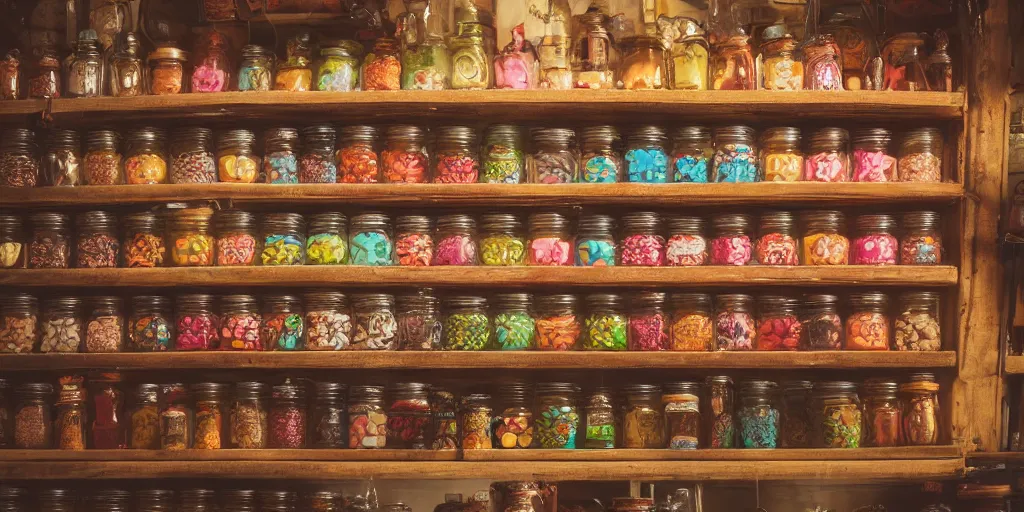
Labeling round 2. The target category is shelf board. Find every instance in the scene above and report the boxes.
[0,266,959,288]
[0,351,957,371]
[1005,356,1024,374]
[0,182,966,208]
[0,90,966,124]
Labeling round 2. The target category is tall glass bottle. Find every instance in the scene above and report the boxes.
[109,32,144,97]
[536,0,573,89]
[571,5,614,89]
[398,0,451,90]
[667,17,708,91]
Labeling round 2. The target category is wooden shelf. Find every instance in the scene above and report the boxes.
[460,446,961,462]
[0,182,966,208]
[0,266,959,288]
[1005,356,1024,374]
[0,351,957,371]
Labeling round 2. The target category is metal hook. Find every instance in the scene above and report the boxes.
[39,97,54,129]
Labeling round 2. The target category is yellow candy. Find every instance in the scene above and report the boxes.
[763,153,803,182]
[219,154,258,183]
[126,154,168,184]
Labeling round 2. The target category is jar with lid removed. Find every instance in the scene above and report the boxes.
[337,125,379,183]
[901,211,943,265]
[811,381,862,448]
[350,212,393,265]
[664,382,701,449]
[129,295,172,351]
[261,213,305,266]
[579,126,621,183]
[269,380,306,448]
[0,128,38,188]
[42,129,81,186]
[84,129,123,185]
[130,383,160,449]
[851,214,897,265]
[527,212,572,266]
[217,129,259,183]
[214,210,258,266]
[535,294,580,351]
[706,376,735,448]
[583,293,626,351]
[124,127,168,184]
[894,291,941,351]
[738,380,779,448]
[433,126,480,183]
[715,294,755,351]
[351,293,398,350]
[349,385,386,448]
[846,292,890,351]
[55,377,87,449]
[231,381,267,448]
[0,294,38,353]
[444,296,490,350]
[310,382,347,448]
[175,294,217,351]
[756,296,802,351]
[709,213,752,266]
[495,383,534,449]
[492,293,535,350]
[397,291,442,350]
[382,126,428,183]
[263,127,299,184]
[85,296,124,353]
[621,384,664,448]
[387,382,431,449]
[433,214,477,265]
[529,128,577,183]
[479,213,525,266]
[628,292,668,351]
[169,207,214,267]
[306,212,347,265]
[218,294,262,351]
[304,291,352,350]
[575,214,615,266]
[262,295,304,351]
[170,127,216,184]
[620,212,664,266]
[898,128,943,182]
[76,210,119,268]
[534,382,580,448]
[482,124,525,183]
[802,210,849,265]
[40,297,81,353]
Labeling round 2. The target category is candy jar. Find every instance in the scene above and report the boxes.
[382,125,429,183]
[0,50,20,100]
[67,31,104,97]
[84,130,123,185]
[91,375,127,449]
[238,44,274,92]
[387,382,431,449]
[582,293,626,351]
[130,383,160,448]
[433,214,477,265]
[28,212,71,269]
[800,294,843,350]
[175,294,217,351]
[168,207,214,267]
[459,393,493,449]
[317,41,362,92]
[527,212,572,266]
[310,381,347,448]
[491,293,535,350]
[755,296,802,351]
[14,383,53,448]
[804,128,850,182]
[350,293,398,350]
[810,381,862,448]
[231,381,268,448]
[621,384,664,448]
[901,211,943,265]
[450,22,492,90]
[40,297,81,353]
[846,292,890,351]
[534,294,580,351]
[801,34,843,90]
[443,295,490,350]
[480,213,525,266]
[0,294,38,354]
[350,212,393,266]
[780,380,812,447]
[900,373,939,446]
[628,292,668,351]
[397,0,450,90]
[670,127,711,183]
[760,27,802,91]
[191,30,230,93]
[534,382,580,448]
[299,125,338,184]
[579,126,621,183]
[572,6,614,89]
[495,383,534,449]
[275,32,313,92]
[397,290,441,350]
[0,128,39,188]
[261,213,305,266]
[710,32,755,90]
[756,211,799,266]
[147,45,188,95]
[898,128,943,182]
[269,381,306,448]
[665,216,707,267]
[109,32,144,97]
[535,0,573,89]
[129,295,172,351]
[28,50,61,99]
[304,291,352,351]
[124,127,168,185]
[0,214,24,269]
[575,214,616,266]
[625,126,668,183]
[349,385,387,449]
[431,388,458,449]
[663,382,701,449]
[306,212,348,265]
[894,291,941,351]
[529,128,577,183]
[170,127,216,184]
[669,293,712,351]
[482,125,525,183]
[337,126,379,183]
[862,379,902,447]
[584,388,616,448]
[801,210,849,266]
[852,128,897,182]
[363,38,402,91]
[738,380,779,448]
[760,127,802,182]
[214,210,258,266]
[709,213,752,266]
[217,129,258,183]
[712,126,758,182]
[620,212,664,266]
[433,126,479,183]
[851,214,897,265]
[715,294,755,351]
[42,129,82,187]
[706,376,735,448]
[666,17,708,90]
[264,127,299,184]
[619,36,666,90]
[84,296,124,353]
[394,214,433,266]
[218,294,262,351]
[192,382,227,450]
[262,295,304,351]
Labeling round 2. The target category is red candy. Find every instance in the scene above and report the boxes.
[710,236,752,266]
[269,406,306,448]
[395,234,433,266]
[176,314,217,351]
[620,235,665,266]
[628,313,668,351]
[433,235,476,266]
[215,234,257,266]
[756,315,803,351]
[434,155,479,183]
[755,233,799,266]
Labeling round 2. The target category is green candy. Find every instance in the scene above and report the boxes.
[583,313,627,351]
[493,312,535,350]
[480,235,526,266]
[444,312,490,350]
[535,405,579,448]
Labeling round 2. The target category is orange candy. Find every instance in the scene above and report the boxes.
[535,315,580,350]
[338,145,380,183]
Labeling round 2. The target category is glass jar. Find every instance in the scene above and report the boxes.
[492,293,535,351]
[310,382,347,448]
[804,128,850,182]
[670,126,712,183]
[76,210,120,268]
[482,125,525,183]
[275,32,313,92]
[394,214,433,267]
[628,292,668,351]
[129,383,160,449]
[269,380,306,448]
[625,126,668,183]
[780,380,812,448]
[299,125,338,184]
[349,385,387,449]
[583,388,616,449]
[578,126,620,183]
[852,214,898,265]
[575,214,616,267]
[802,210,849,265]
[29,212,70,269]
[667,18,708,90]
[124,127,168,184]
[28,50,61,99]
[715,294,755,351]
[710,213,752,266]
[495,383,534,449]
[85,296,124,353]
[68,31,104,97]
[398,2,450,91]
[534,382,580,448]
[192,382,227,450]
[0,294,38,354]
[620,212,664,266]
[262,295,304,351]
[317,41,361,92]
[159,383,191,450]
[0,128,38,188]
[350,293,398,350]
[901,211,943,265]
[852,128,897,182]
[756,211,799,266]
[861,379,902,447]
[663,382,701,450]
[496,23,540,89]
[218,294,262,351]
[148,45,187,94]
[664,216,707,267]
[397,290,441,351]
[84,130,123,185]
[756,296,801,351]
[738,380,779,448]
[899,128,943,182]
[0,214,23,269]
[479,213,525,266]
[0,50,18,100]
[811,381,862,448]
[214,210,257,266]
[191,30,231,93]
[382,126,429,183]
[527,212,572,266]
[705,376,735,448]
[238,44,274,92]
[169,207,214,267]
[619,36,665,90]
[170,127,216,184]
[802,34,843,91]
[175,294,217,351]
[40,297,81,353]
[712,126,758,182]
[43,130,82,187]
[534,0,572,89]
[363,38,402,91]
[459,393,492,449]
[231,381,268,449]
[433,126,480,183]
[535,294,580,351]
[450,24,492,90]
[109,32,144,97]
[129,295,172,352]
[264,128,299,184]
[710,34,756,90]
[217,129,259,183]
[582,293,627,351]
[306,212,348,265]
[387,382,431,449]
[304,291,352,351]
[54,377,85,449]
[261,213,305,266]
[14,383,52,448]
[668,293,713,351]
[760,31,803,91]
[620,384,664,448]
[529,128,577,183]
[894,291,941,351]
[434,214,477,266]
[800,294,843,350]
[336,126,379,183]
[760,127,802,182]
[443,295,490,350]
[846,292,891,351]
[431,388,458,449]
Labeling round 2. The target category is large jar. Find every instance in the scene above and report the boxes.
[664,382,701,449]
[575,214,616,267]
[534,294,580,351]
[0,293,38,353]
[170,127,216,184]
[42,129,82,186]
[715,294,755,351]
[397,290,441,351]
[705,376,735,448]
[619,36,665,90]
[668,18,708,90]
[433,126,480,183]
[350,293,398,350]
[582,293,626,351]
[620,212,664,266]
[147,45,188,94]
[130,383,160,449]
[237,44,274,92]
[846,292,891,351]
[738,380,780,448]
[802,34,843,90]
[527,212,572,266]
[217,129,259,183]
[760,31,803,91]
[852,128,897,182]
[801,210,849,266]
[299,125,338,184]
[310,382,347,448]
[124,128,168,184]
[0,214,23,269]
[625,126,668,183]
[85,296,124,353]
[269,380,307,449]
[28,212,70,269]
[387,382,431,449]
[168,207,214,267]
[495,383,534,449]
[28,50,61,99]
[175,294,217,351]
[443,296,490,350]
[317,41,361,92]
[760,127,802,182]
[709,213,752,266]
[14,383,53,448]
[191,30,231,92]
[665,216,707,266]
[214,210,258,266]
[68,32,104,97]
[861,379,902,447]
[628,292,668,351]
[534,382,580,448]
[76,210,120,268]
[712,126,758,182]
[894,291,941,351]
[670,126,712,183]
[394,214,433,267]
[129,295,172,352]
[492,293,535,351]
[804,128,850,182]
[900,211,943,265]
[159,383,191,450]
[0,128,38,188]
[261,213,305,266]
[192,382,228,450]
[450,23,492,90]
[710,34,756,90]
[810,381,862,448]
[780,380,812,448]
[584,388,616,449]
[579,126,621,183]
[275,32,313,92]
[304,291,352,351]
[669,293,713,351]
[898,128,943,182]
[84,130,123,185]
[90,375,127,449]
[621,384,664,448]
[262,295,304,351]
[529,128,577,184]
[382,126,428,183]
[482,125,525,183]
[433,214,477,265]
[756,211,799,265]
[230,381,268,449]
[851,214,898,265]
[459,393,493,449]
[336,126,379,183]
[479,213,525,266]
[431,389,458,449]
[218,294,262,351]
[756,295,802,351]
[901,373,939,445]
[263,128,299,184]
[800,294,843,350]
[362,38,402,91]
[40,297,81,353]
[348,385,387,449]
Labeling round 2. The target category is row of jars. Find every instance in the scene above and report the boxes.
[0,124,945,188]
[0,208,944,269]
[0,289,941,353]
[1,374,941,451]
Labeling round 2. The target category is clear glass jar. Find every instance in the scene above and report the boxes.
[804,128,850,182]
[84,130,123,185]
[664,216,706,267]
[14,383,53,448]
[625,126,668,183]
[756,295,801,351]
[130,383,160,449]
[397,290,441,351]
[387,382,431,449]
[450,24,492,90]
[42,130,81,186]
[237,44,273,92]
[712,126,758,182]
[393,214,433,267]
[261,213,305,266]
[846,292,891,351]
[231,381,268,448]
[459,393,493,449]
[68,31,104,97]
[852,128,896,182]
[575,214,615,267]
[350,212,393,265]
[901,373,939,446]
[527,212,572,266]
[306,212,347,265]
[269,380,306,448]
[810,381,862,448]
[801,210,849,265]
[218,294,262,351]
[756,211,799,266]
[670,126,712,183]
[668,293,712,351]
[760,30,802,91]
[175,294,217,351]
[620,212,664,266]
[76,210,120,268]
[431,388,458,449]
[159,383,191,450]
[148,45,187,94]
[534,294,579,351]
[336,126,379,183]
[582,293,627,351]
[398,1,450,90]
[529,128,577,183]
[433,126,479,183]
[628,292,668,351]
[169,207,214,267]
[262,295,304,351]
[715,294,755,351]
[619,36,665,90]
[0,214,23,269]
[40,297,81,353]
[664,382,701,449]
[621,384,664,448]
[192,382,228,450]
[894,291,941,351]
[264,128,299,184]
[382,126,429,183]
[217,129,259,183]
[901,211,943,265]
[759,127,802,182]
[534,382,580,448]
[0,50,19,100]
[350,293,398,350]
[170,127,216,184]
[275,32,313,92]
[191,30,231,93]
[299,125,338,184]
[738,380,779,448]
[28,50,61,99]
[705,376,735,448]
[479,213,525,266]
[852,214,898,265]
[578,126,620,183]
[0,294,38,354]
[779,380,812,448]
[310,381,347,448]
[129,295,172,352]
[801,294,843,350]
[668,18,708,91]
[433,214,477,266]
[861,379,902,447]
[443,295,490,350]
[0,128,39,188]
[495,22,539,90]
[898,128,943,182]
[28,212,70,269]
[802,34,843,91]
[491,293,535,351]
[317,41,361,92]
[214,210,258,266]
[124,127,168,184]
[109,32,144,97]
[584,389,616,448]
[710,34,755,90]
[709,213,752,266]
[363,38,402,91]
[482,125,525,184]
[85,296,124,353]
[494,383,533,449]
[349,385,387,449]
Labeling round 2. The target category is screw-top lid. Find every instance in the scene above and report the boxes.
[234,381,267,400]
[760,127,801,147]
[123,211,160,233]
[351,293,395,310]
[262,213,304,234]
[76,210,118,232]
[264,127,299,152]
[350,384,385,402]
[135,383,159,402]
[308,212,347,234]
[576,214,615,236]
[170,127,213,148]
[384,125,424,142]
[801,210,845,233]
[627,125,667,146]
[668,292,712,311]
[758,211,795,235]
[534,294,576,312]
[304,291,347,311]
[491,293,532,312]
[272,379,305,401]
[86,129,120,151]
[757,295,799,315]
[191,382,228,401]
[902,211,941,231]
[484,124,522,145]
[621,211,660,233]
[434,125,476,145]
[531,128,575,146]
[585,293,623,310]
[854,213,897,234]
[716,293,753,311]
[852,128,892,148]
[712,213,751,236]
[214,210,256,233]
[314,381,348,401]
[672,126,711,144]
[848,291,890,311]
[535,382,580,395]
[479,213,521,234]
[350,211,391,231]
[47,129,80,150]
[262,294,302,313]
[527,212,570,233]
[663,381,701,396]
[444,295,487,310]
[435,213,475,235]
[340,125,377,144]
[806,127,849,151]
[713,125,756,144]
[579,125,620,147]
[666,216,705,235]
[219,294,258,314]
[29,211,69,230]
[217,129,256,151]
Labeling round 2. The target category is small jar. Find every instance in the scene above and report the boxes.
[397,290,441,351]
[231,381,268,448]
[846,292,891,351]
[67,32,103,97]
[433,126,480,183]
[336,125,379,183]
[147,45,188,94]
[129,295,172,352]
[527,212,573,266]
[0,293,38,353]
[129,383,161,449]
[28,50,61,99]
[861,379,902,447]
[584,389,616,449]
[709,213,752,266]
[394,214,433,267]
[706,376,736,448]
[192,30,232,92]
[802,34,843,90]
[262,295,304,351]
[670,126,712,183]
[299,125,338,184]
[170,127,216,184]
[715,294,755,351]
[310,382,347,448]
[214,210,258,266]
[168,207,214,267]
[218,294,262,351]
[443,295,490,350]
[237,44,274,92]
[804,128,850,182]
[306,212,348,265]
[0,214,24,269]
[362,38,402,91]
[109,33,144,97]
[756,296,801,351]
[628,292,668,351]
[85,296,124,353]
[0,50,18,100]
[261,213,305,266]
[14,383,53,448]
[28,212,70,269]
[382,126,428,183]
[90,376,126,449]
[779,380,812,448]
[535,294,580,351]
[894,291,941,351]
[40,297,82,353]
[431,388,458,449]
[664,382,701,450]
[0,128,39,188]
[664,216,707,266]
[811,381,862,448]
[759,127,803,182]
[217,129,259,183]
[83,130,123,186]
[479,213,525,266]
[459,393,493,449]
[760,32,803,91]
[800,294,843,350]
[620,212,664,266]
[269,380,307,448]
[619,36,666,90]
[756,211,799,265]
[852,128,897,182]
[433,214,477,266]
[801,210,849,265]
[159,383,192,450]
[495,383,534,449]
[625,126,668,183]
[124,127,168,184]
[175,294,217,351]
[76,210,120,268]
[712,126,758,182]
[901,211,943,265]
[579,125,621,183]
[304,291,352,351]
[263,127,299,184]
[667,18,707,90]
[349,385,387,448]
[192,382,228,450]
[668,293,713,351]
[339,293,394,351]
[737,380,780,448]
[492,293,535,351]
[621,384,665,448]
[387,382,431,449]
[317,41,361,92]
[534,382,580,448]
[582,293,627,351]
[42,129,82,186]
[482,125,526,183]
[898,128,943,182]
[529,128,578,183]
[852,214,898,265]
[575,214,616,266]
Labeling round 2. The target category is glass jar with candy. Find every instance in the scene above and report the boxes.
[109,33,144,97]
[851,214,898,265]
[575,214,615,267]
[382,126,429,183]
[191,30,231,93]
[804,128,850,182]
[28,212,70,269]
[852,128,897,182]
[14,382,53,448]
[492,293,535,351]
[84,130,123,185]
[350,293,398,350]
[237,44,274,92]
[459,393,493,449]
[432,214,477,266]
[76,210,120,268]
[800,294,843,350]
[397,290,441,351]
[756,296,802,351]
[670,126,712,183]
[801,210,849,266]
[169,127,216,184]
[495,383,534,449]
[191,382,227,450]
[217,129,259,183]
[263,127,299,184]
[760,28,802,91]
[299,125,338,184]
[861,379,902,447]
[898,128,943,182]
[363,38,402,91]
[386,382,431,449]
[529,128,577,183]
[443,295,490,351]
[91,376,127,449]
[269,380,306,448]
[304,291,352,351]
[710,33,756,90]
[433,127,479,183]
[737,380,780,448]
[894,291,941,351]
[582,293,626,351]
[665,216,707,266]
[479,213,525,266]
[668,18,708,90]
[625,126,668,183]
[147,45,188,95]
[620,212,664,266]
[261,213,305,266]
[705,375,735,448]
[214,210,258,267]
[621,384,665,448]
[275,32,313,92]
[527,212,573,266]
[901,211,943,265]
[124,127,167,185]
[218,294,262,351]
[0,214,23,269]
[349,385,387,449]
[710,213,752,266]
[129,383,160,449]
[846,292,890,351]
[350,212,393,266]
[715,294,755,351]
[0,293,38,354]
[336,126,379,183]
[0,128,38,188]
[310,382,347,448]
[756,211,799,266]
[42,129,81,186]
[231,381,268,448]
[578,126,621,183]
[175,294,217,351]
[712,126,758,182]
[663,382,702,449]
[430,388,458,449]
[534,382,580,449]
[901,373,939,446]
[628,292,669,351]
[482,125,525,184]
[306,212,348,265]
[129,295,172,352]
[810,381,862,448]
[28,50,60,99]
[669,293,713,351]
[0,50,17,100]
[318,41,362,92]
[801,34,843,90]
[779,380,812,448]
[262,295,304,351]
[584,388,616,448]
[40,297,81,353]
[392,214,433,267]
[84,296,124,353]
[619,36,666,90]
[530,294,578,352]
[759,127,802,182]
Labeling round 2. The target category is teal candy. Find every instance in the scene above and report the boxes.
[350,231,393,266]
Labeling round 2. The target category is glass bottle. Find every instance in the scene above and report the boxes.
[584,388,616,448]
[861,379,902,447]
[715,294,755,351]
[317,41,362,92]
[397,0,450,90]
[668,18,708,90]
[898,128,943,182]
[620,212,664,266]
[801,210,849,266]
[350,212,393,265]
[0,214,23,269]
[852,128,897,182]
[14,383,53,448]
[54,377,87,450]
[619,36,666,90]
[804,127,850,182]
[214,210,258,267]
[382,126,429,183]
[756,211,799,266]
[779,380,812,448]
[712,126,758,182]
[159,383,191,450]
[191,30,231,93]
[536,0,573,89]
[802,34,843,91]
[665,216,706,267]
[261,213,305,266]
[534,294,579,351]
[363,38,402,91]
[482,125,525,184]
[0,294,38,353]
[43,129,82,187]
[670,126,711,183]
[28,212,70,269]
[147,45,188,95]
[759,127,802,182]
[349,385,386,449]
[337,126,379,183]
[479,213,525,266]
[387,382,431,449]
[84,296,124,353]
[846,292,891,351]
[310,382,347,448]
[496,23,539,89]
[84,129,123,185]
[625,126,668,183]
[305,212,347,265]
[192,382,227,450]
[75,210,119,269]
[433,214,477,266]
[40,297,81,353]
[109,32,144,97]
[901,211,943,265]
[124,127,168,184]
[299,125,338,184]
[894,291,941,352]
[628,292,668,351]
[219,294,262,351]
[397,290,441,350]
[168,206,214,267]
[0,50,20,100]
[350,293,398,350]
[578,126,620,183]
[494,383,534,449]
[491,293,535,350]
[394,214,433,267]
[710,33,755,90]
[129,295,172,352]
[760,29,802,91]
[621,384,664,448]
[571,6,614,88]
[175,293,217,351]
[231,381,268,449]
[534,382,580,448]
[217,129,259,183]
[450,22,492,90]
[705,376,735,448]
[755,295,801,351]
[262,295,304,351]
[0,128,39,188]
[28,50,61,99]
[709,213,752,266]
[529,128,577,183]
[433,126,479,183]
[68,30,104,97]
[275,32,313,92]
[269,380,306,448]
[852,214,898,265]
[663,382,701,449]
[170,127,216,184]
[459,393,493,449]
[264,127,299,184]
[238,44,274,92]
[443,295,490,350]
[575,214,616,267]
[737,380,779,448]
[810,381,862,448]
[431,388,458,449]
[800,294,843,350]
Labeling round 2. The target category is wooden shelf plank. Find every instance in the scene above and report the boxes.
[1005,355,1024,374]
[0,450,458,461]
[0,183,965,208]
[0,266,959,288]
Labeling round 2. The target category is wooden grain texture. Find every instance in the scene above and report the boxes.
[0,183,966,208]
[460,446,962,462]
[1004,356,1024,375]
[0,450,458,461]
[0,351,958,371]
[0,266,960,288]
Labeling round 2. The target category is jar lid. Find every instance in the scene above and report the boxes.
[351,212,391,229]
[579,125,620,145]
[435,213,475,233]
[898,291,939,305]
[264,127,299,146]
[0,214,22,232]
[235,381,268,398]
[807,127,849,148]
[535,382,580,395]
[304,291,347,310]
[585,293,622,309]
[218,129,256,149]
[902,128,943,145]
[314,381,348,399]
[87,295,123,309]
[716,294,753,310]
[485,124,522,143]
[535,294,576,311]
[739,380,778,393]
[906,372,936,383]
[852,128,892,146]
[309,212,348,233]
[396,290,438,311]
[801,210,845,232]
[16,382,53,396]
[712,213,751,233]
[29,212,69,229]
[147,45,188,62]
[76,210,118,230]
[621,211,660,232]
[663,381,700,395]
[758,211,795,234]
[497,381,532,402]
[301,124,336,141]
[123,211,160,232]
[434,125,476,144]
[2,293,37,309]
[352,293,394,309]
[672,126,711,143]
[1,128,35,150]
[135,383,159,401]
[757,295,798,313]
[780,380,813,393]
[168,206,214,225]
[310,491,343,500]
[479,213,521,233]
[262,212,305,233]
[219,294,258,311]
[760,127,801,146]
[902,211,940,230]
[86,129,120,149]
[170,126,212,145]
[713,125,756,141]
[340,125,377,143]
[802,294,839,308]
[214,210,256,232]
[176,293,214,308]
[350,384,385,401]
[491,293,532,311]
[623,383,661,396]
[706,375,734,386]
[531,128,575,146]
[42,296,81,311]
[263,294,302,311]
[191,382,228,399]
[131,295,170,310]
[577,214,615,234]
[390,381,429,397]
[861,379,899,395]
[385,125,424,141]
[241,44,273,58]
[320,40,363,57]
[848,291,890,308]
[631,291,665,307]
[666,216,705,234]
[854,214,897,233]
[627,125,666,145]
[528,212,570,232]
[668,292,711,310]
[812,381,858,394]
[128,127,167,144]
[272,379,306,400]
[444,295,487,309]
[48,129,80,149]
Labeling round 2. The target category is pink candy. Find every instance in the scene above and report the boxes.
[433,235,476,266]
[192,65,226,93]
[529,237,571,266]
[666,235,707,266]
[620,235,665,266]
[852,149,897,182]
[176,314,217,351]
[852,234,897,265]
[710,236,752,266]
[628,314,668,351]
[804,152,849,182]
